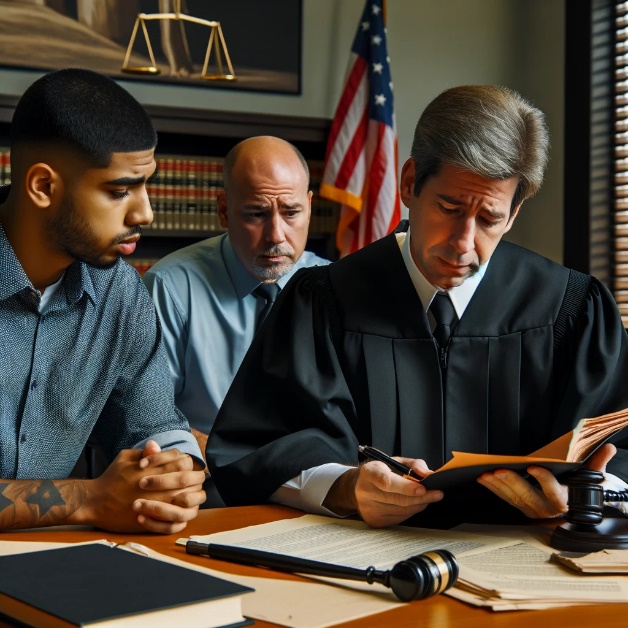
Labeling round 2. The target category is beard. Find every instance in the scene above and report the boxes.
[250,244,296,281]
[49,196,140,269]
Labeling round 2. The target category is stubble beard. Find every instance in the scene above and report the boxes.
[49,196,140,269]
[250,244,296,281]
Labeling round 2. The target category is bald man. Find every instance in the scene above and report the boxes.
[144,136,330,454]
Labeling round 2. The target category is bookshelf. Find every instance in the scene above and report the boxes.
[0,95,340,272]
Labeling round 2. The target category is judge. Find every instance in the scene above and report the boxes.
[206,85,628,528]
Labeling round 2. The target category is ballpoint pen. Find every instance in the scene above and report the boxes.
[358,445,423,482]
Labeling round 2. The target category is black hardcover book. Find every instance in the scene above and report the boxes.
[0,543,254,628]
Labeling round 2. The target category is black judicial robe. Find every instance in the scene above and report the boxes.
[207,228,628,526]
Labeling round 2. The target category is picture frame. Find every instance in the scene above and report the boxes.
[0,0,302,95]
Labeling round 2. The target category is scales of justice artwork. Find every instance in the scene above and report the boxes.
[0,0,302,94]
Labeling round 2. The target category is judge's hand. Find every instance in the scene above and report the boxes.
[477,444,617,519]
[81,442,206,534]
[324,458,444,528]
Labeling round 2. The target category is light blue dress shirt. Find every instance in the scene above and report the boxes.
[143,234,331,433]
[0,220,203,480]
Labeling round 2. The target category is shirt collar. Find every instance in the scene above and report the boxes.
[222,233,306,298]
[65,260,98,306]
[0,222,32,302]
[398,227,488,318]
[0,211,96,307]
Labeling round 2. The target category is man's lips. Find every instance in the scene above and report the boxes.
[117,235,140,255]
[259,254,289,264]
[439,258,469,270]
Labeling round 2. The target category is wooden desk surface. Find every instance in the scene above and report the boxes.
[1,505,627,628]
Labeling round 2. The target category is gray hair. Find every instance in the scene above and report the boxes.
[410,85,549,214]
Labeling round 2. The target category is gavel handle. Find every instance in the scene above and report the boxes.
[187,540,385,583]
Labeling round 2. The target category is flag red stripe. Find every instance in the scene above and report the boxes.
[334,107,369,190]
[362,123,387,245]
[325,57,368,162]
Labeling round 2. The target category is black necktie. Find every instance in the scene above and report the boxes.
[429,292,457,368]
[253,282,280,333]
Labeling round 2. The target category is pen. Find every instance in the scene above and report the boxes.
[358,445,423,482]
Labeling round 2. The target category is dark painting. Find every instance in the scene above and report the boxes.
[0,0,302,94]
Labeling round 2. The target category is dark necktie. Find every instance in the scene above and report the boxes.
[429,292,457,368]
[253,282,280,333]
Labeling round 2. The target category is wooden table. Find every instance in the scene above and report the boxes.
[1,505,627,628]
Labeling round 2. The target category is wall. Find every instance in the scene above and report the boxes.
[0,0,565,260]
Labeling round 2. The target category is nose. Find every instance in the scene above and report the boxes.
[265,211,286,244]
[450,217,475,255]
[127,188,154,227]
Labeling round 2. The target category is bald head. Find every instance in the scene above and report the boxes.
[217,136,313,283]
[222,136,309,196]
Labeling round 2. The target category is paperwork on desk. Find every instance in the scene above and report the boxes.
[185,515,628,616]
[553,549,628,574]
[180,515,523,626]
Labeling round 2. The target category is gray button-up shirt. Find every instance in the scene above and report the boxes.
[0,217,202,479]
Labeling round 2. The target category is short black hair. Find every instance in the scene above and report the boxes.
[11,68,157,167]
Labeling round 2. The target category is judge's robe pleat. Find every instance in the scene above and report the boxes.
[208,228,628,527]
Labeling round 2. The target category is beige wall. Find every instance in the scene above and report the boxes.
[0,0,565,260]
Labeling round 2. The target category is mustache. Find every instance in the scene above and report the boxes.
[111,226,142,245]
[258,244,295,257]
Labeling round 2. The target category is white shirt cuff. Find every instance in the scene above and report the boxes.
[603,473,628,516]
[270,463,354,516]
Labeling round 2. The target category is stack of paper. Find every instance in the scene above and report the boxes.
[451,540,628,610]
[553,549,628,574]
[187,515,628,615]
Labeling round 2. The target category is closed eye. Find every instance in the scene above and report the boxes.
[438,203,458,215]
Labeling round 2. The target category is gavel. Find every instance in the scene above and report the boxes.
[186,540,459,602]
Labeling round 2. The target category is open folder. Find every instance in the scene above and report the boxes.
[421,407,628,490]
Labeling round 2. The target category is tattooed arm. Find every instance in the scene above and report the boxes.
[0,443,206,533]
[0,478,89,529]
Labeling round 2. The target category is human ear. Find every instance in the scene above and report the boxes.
[217,190,229,229]
[306,189,313,223]
[25,163,60,209]
[399,158,416,208]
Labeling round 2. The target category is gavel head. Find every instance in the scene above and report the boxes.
[387,549,459,602]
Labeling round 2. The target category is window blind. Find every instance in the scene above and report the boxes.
[615,1,628,325]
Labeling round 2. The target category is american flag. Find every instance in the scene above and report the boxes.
[320,0,400,257]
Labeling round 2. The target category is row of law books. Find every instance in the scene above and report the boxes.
[146,154,340,234]
[0,148,340,235]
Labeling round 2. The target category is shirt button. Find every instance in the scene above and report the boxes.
[30,380,37,391]
[20,434,26,443]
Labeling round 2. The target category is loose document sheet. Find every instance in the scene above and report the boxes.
[185,515,628,614]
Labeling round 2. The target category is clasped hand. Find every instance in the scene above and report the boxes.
[477,443,617,518]
[87,440,206,534]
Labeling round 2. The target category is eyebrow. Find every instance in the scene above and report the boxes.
[437,194,505,219]
[104,175,151,186]
[242,201,304,210]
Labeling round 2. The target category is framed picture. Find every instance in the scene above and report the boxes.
[0,0,302,95]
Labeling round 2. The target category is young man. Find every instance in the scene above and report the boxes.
[207,85,628,527]
[0,68,205,533]
[144,136,330,454]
